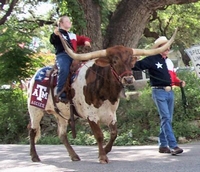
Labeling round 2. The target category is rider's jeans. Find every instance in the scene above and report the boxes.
[56,52,73,95]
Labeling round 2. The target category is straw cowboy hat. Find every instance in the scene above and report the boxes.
[152,36,169,49]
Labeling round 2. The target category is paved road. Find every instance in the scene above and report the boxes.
[0,142,200,172]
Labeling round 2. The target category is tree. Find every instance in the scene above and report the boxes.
[62,0,199,49]
[0,16,47,84]
[61,0,200,66]
[1,0,200,68]
[0,0,56,83]
[0,0,19,25]
[2,0,200,47]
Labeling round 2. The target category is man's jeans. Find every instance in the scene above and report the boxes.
[56,52,73,95]
[152,88,177,149]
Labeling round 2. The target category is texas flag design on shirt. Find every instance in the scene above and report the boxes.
[165,58,181,86]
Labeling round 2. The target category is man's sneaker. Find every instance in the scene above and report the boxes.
[171,147,183,155]
[159,147,171,153]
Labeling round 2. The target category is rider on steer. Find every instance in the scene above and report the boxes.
[50,15,91,103]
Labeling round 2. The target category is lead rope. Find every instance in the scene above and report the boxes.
[180,82,188,114]
[134,66,188,114]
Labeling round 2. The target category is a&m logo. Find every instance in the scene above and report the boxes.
[30,82,49,109]
[32,84,48,101]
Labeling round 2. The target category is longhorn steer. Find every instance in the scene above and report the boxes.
[28,30,177,163]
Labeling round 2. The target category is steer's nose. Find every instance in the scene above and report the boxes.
[122,76,135,85]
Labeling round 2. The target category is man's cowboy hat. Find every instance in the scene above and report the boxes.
[152,36,168,49]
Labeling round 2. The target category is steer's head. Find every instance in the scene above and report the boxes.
[94,45,137,85]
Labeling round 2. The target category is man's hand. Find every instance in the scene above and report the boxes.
[181,81,186,87]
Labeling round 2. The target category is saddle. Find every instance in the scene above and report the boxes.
[46,60,82,103]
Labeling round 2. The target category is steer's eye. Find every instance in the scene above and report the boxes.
[112,59,117,65]
[111,56,118,65]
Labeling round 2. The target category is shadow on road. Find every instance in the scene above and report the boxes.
[0,143,199,172]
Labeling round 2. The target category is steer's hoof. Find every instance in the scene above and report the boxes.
[99,155,109,164]
[71,155,81,161]
[99,160,109,164]
[32,156,41,162]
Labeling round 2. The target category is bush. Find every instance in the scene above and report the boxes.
[116,87,160,145]
[0,88,29,143]
[115,70,200,145]
[1,69,200,146]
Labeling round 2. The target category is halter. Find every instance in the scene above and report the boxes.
[110,65,133,88]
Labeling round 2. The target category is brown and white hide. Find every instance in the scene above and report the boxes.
[27,45,137,164]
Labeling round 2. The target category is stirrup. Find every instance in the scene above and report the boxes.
[54,95,69,103]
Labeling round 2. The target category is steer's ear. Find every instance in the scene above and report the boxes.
[95,58,110,67]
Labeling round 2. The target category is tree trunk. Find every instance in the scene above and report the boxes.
[78,0,103,51]
[104,0,199,48]
[79,0,200,49]
[177,43,190,66]
[104,0,153,48]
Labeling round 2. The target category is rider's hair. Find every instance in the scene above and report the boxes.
[57,15,69,27]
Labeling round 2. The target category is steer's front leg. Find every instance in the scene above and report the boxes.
[87,119,109,164]
[104,122,117,154]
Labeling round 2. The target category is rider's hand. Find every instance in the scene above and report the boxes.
[84,41,91,47]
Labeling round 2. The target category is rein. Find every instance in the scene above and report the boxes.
[180,83,188,114]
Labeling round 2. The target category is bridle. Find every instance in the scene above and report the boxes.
[110,65,133,88]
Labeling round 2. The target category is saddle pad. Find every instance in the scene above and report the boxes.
[30,80,50,109]
[30,66,53,109]
[35,66,52,82]
[29,63,84,109]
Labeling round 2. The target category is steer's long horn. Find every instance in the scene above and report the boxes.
[132,28,178,56]
[58,32,106,60]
